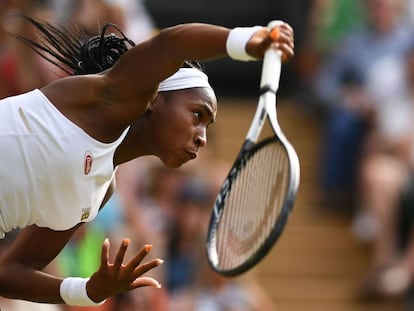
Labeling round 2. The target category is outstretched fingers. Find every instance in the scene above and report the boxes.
[100,238,110,268]
[132,258,164,278]
[91,239,164,300]
[127,245,164,277]
[125,244,153,271]
[128,259,164,290]
[113,238,130,270]
[125,244,164,289]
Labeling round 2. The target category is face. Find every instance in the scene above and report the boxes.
[148,87,217,168]
[365,0,402,32]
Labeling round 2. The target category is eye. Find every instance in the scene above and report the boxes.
[193,111,203,121]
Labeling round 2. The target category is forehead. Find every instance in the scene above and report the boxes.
[170,87,217,114]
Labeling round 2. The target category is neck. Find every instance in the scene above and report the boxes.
[113,116,153,165]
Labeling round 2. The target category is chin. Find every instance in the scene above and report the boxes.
[160,151,193,168]
[165,163,182,169]
[162,158,187,169]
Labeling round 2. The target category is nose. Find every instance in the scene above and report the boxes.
[195,127,207,148]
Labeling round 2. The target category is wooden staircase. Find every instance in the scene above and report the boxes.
[210,98,405,311]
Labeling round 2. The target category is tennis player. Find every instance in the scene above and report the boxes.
[0,14,294,306]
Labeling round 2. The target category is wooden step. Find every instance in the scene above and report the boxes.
[213,98,404,311]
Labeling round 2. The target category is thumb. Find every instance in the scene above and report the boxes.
[131,277,162,289]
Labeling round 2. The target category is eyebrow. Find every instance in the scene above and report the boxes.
[198,101,216,124]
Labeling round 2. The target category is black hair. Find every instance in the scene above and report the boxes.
[10,13,204,78]
[9,13,136,75]
[182,60,203,71]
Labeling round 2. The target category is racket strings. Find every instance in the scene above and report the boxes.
[216,140,290,270]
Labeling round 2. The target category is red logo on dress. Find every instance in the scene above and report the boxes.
[84,151,93,175]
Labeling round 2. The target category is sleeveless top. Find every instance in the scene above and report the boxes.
[0,89,129,237]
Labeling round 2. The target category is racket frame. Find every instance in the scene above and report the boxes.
[206,22,300,276]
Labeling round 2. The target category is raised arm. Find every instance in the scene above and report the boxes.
[105,22,294,109]
[108,23,228,96]
[40,21,293,142]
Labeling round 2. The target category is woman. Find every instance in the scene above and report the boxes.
[0,14,294,306]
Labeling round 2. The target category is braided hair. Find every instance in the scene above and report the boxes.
[10,13,204,78]
[9,13,136,75]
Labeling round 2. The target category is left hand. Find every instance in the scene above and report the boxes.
[86,239,164,303]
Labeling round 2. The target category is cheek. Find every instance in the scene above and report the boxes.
[164,115,194,142]
[156,114,193,160]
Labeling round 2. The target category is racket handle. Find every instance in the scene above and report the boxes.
[260,21,283,92]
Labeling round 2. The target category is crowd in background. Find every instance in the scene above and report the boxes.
[302,0,414,302]
[4,0,414,310]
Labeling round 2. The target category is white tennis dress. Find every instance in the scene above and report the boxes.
[0,89,129,237]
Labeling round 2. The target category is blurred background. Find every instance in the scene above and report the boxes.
[2,0,414,310]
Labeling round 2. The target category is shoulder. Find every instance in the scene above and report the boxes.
[41,74,132,141]
[41,74,111,109]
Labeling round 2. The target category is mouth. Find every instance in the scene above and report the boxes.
[186,150,198,160]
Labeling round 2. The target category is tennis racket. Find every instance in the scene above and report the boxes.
[206,21,300,277]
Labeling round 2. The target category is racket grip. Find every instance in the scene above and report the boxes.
[260,21,283,91]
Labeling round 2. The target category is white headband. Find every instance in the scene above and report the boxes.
[158,68,213,92]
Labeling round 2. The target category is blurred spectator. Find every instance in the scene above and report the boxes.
[294,0,366,109]
[404,0,414,27]
[122,161,188,252]
[53,0,154,44]
[307,0,414,302]
[311,0,414,210]
[165,175,277,311]
[0,0,66,99]
[105,0,156,43]
[303,0,366,56]
[170,265,277,311]
[66,0,125,37]
[355,43,414,300]
[164,176,214,293]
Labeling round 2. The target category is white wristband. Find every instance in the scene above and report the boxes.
[60,277,106,307]
[226,26,263,61]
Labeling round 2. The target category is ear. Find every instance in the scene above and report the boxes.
[147,94,163,112]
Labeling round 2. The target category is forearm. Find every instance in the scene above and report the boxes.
[0,224,81,304]
[0,263,63,304]
[158,23,229,65]
[105,20,293,115]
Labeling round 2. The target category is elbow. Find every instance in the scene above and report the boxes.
[154,24,198,65]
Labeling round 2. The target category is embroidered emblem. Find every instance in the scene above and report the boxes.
[84,151,93,175]
[81,207,91,221]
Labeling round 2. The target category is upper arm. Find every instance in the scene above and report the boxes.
[0,224,82,270]
[105,23,229,104]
